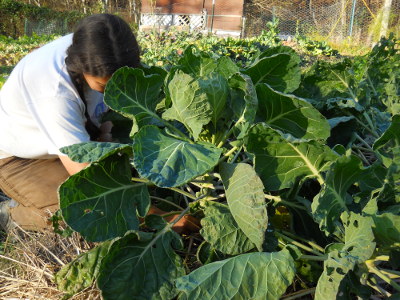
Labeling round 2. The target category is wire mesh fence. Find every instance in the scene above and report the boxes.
[24,19,71,36]
[18,0,400,44]
[243,0,400,43]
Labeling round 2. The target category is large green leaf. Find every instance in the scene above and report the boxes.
[373,114,400,167]
[341,212,376,262]
[163,71,213,139]
[60,142,131,163]
[200,202,255,255]
[55,241,111,297]
[314,250,355,300]
[177,45,217,77]
[373,213,400,247]
[104,67,164,127]
[59,153,150,242]
[203,73,229,129]
[256,83,330,140]
[314,212,375,300]
[244,53,300,93]
[228,73,258,137]
[220,162,268,251]
[215,56,240,79]
[312,155,366,234]
[246,124,337,191]
[176,249,295,300]
[132,126,222,187]
[97,231,185,300]
[295,59,358,106]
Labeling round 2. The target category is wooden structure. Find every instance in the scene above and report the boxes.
[141,0,244,35]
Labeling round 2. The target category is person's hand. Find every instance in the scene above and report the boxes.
[97,121,113,142]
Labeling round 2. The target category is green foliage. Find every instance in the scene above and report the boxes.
[97,231,185,300]
[0,33,58,71]
[295,35,339,57]
[176,248,296,300]
[137,21,281,69]
[0,0,84,37]
[55,241,111,297]
[44,34,400,299]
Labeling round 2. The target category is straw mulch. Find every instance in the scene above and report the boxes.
[0,225,100,300]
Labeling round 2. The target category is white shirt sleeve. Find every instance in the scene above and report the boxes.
[26,96,90,156]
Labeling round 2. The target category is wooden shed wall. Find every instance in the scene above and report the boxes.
[141,0,244,32]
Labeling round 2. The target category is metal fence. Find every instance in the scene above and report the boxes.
[21,0,400,43]
[24,18,71,36]
[243,0,400,43]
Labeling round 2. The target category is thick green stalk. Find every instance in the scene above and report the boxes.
[280,230,325,253]
[169,187,197,200]
[275,232,325,257]
[216,118,243,148]
[281,288,316,300]
[218,146,239,164]
[150,196,184,210]
[366,259,400,292]
[266,194,307,211]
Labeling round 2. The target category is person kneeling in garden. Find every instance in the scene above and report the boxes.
[0,13,196,233]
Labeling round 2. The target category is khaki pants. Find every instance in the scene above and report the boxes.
[0,157,69,230]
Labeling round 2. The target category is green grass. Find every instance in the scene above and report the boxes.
[0,66,14,88]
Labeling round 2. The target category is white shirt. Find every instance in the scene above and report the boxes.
[0,34,107,159]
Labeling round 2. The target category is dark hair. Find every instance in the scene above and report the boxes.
[65,13,141,140]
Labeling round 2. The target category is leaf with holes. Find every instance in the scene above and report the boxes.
[59,153,150,242]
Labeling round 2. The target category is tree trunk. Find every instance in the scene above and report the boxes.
[102,0,108,12]
[81,0,87,14]
[380,0,393,38]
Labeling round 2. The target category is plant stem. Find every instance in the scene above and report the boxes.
[380,269,400,279]
[374,255,390,262]
[362,111,379,137]
[229,145,243,163]
[169,187,197,200]
[163,121,193,143]
[366,261,400,292]
[354,133,374,151]
[275,232,325,257]
[352,145,375,153]
[267,194,307,211]
[349,114,380,138]
[160,211,181,219]
[131,177,151,184]
[217,118,243,148]
[139,206,191,253]
[281,288,316,300]
[355,149,371,166]
[150,196,184,210]
[281,230,325,253]
[381,268,400,277]
[300,255,327,261]
[218,146,239,164]
[366,279,391,298]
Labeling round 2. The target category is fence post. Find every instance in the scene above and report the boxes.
[240,16,246,38]
[202,9,208,30]
[24,19,28,36]
[210,0,215,33]
[348,0,357,36]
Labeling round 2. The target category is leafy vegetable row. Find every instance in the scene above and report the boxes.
[55,35,400,299]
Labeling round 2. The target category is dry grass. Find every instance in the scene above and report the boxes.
[0,225,100,300]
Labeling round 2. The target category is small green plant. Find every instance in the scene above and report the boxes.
[295,34,339,57]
